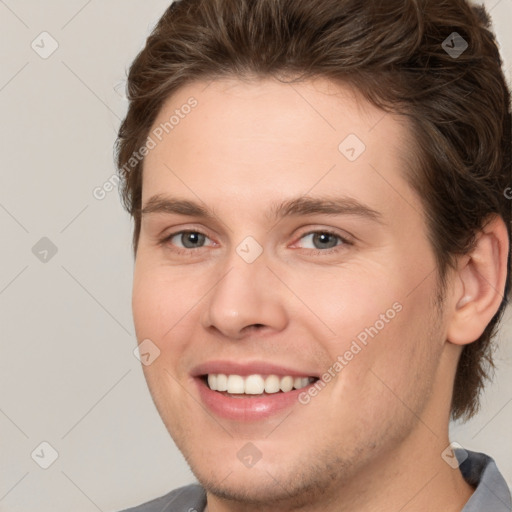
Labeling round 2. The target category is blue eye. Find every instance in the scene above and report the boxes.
[299,231,344,250]
[166,231,212,249]
[160,229,351,256]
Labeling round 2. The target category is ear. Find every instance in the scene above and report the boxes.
[446,214,509,346]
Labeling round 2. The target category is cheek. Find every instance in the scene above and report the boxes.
[131,262,199,428]
[131,260,215,379]
[132,259,202,340]
[296,254,441,389]
[131,272,189,379]
[132,264,169,341]
[327,278,443,423]
[281,259,401,339]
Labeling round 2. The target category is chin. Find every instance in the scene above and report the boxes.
[184,444,348,510]
[201,468,342,510]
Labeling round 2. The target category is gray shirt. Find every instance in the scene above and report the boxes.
[118,450,511,511]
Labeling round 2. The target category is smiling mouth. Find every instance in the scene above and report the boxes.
[202,373,319,396]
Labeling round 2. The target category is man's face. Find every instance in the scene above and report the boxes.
[132,77,452,504]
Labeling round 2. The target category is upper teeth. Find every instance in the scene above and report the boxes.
[207,374,314,394]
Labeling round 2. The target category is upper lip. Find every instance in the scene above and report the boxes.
[190,360,319,378]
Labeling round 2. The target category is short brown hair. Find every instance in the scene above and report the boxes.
[115,0,512,421]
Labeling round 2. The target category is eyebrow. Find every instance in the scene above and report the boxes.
[140,194,384,224]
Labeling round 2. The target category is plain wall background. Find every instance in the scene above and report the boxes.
[0,1,511,510]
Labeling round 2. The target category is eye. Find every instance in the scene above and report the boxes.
[164,231,214,250]
[295,230,350,251]
[160,228,351,255]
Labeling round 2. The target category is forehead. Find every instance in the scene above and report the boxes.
[141,76,420,225]
[146,76,393,163]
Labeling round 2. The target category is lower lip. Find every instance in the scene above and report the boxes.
[194,377,312,421]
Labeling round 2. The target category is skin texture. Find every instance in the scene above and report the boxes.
[132,77,508,512]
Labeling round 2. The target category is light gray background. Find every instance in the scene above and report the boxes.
[0,1,511,511]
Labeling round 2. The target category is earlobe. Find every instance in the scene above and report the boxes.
[447,215,509,346]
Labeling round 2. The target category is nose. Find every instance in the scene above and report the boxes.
[200,253,288,340]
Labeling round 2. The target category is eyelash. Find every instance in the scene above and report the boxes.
[159,229,353,256]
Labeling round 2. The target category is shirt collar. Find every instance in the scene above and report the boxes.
[459,450,511,511]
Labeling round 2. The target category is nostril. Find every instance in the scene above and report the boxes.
[242,324,265,334]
